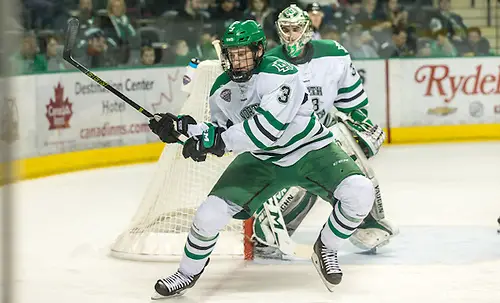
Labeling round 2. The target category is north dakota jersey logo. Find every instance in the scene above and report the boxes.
[307,86,323,96]
[271,59,294,73]
[240,103,259,119]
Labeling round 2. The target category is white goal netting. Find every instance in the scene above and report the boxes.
[110,60,253,261]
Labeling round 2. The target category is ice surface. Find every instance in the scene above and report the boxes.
[2,142,500,303]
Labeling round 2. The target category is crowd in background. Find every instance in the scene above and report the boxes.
[7,0,497,74]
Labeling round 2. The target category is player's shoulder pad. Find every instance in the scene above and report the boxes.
[257,56,298,76]
[209,72,231,97]
[264,45,288,60]
[311,39,349,59]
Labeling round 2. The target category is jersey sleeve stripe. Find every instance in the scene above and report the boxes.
[334,89,365,104]
[254,115,278,142]
[337,78,361,95]
[265,114,317,151]
[255,107,289,131]
[254,131,333,160]
[243,119,269,149]
[336,98,368,113]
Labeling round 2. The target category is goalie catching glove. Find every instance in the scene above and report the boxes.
[148,113,197,143]
[182,125,226,162]
[334,109,385,158]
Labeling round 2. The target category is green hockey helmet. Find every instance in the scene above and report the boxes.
[276,4,313,58]
[221,20,267,82]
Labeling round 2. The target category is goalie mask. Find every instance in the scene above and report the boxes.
[276,4,313,58]
[221,20,267,83]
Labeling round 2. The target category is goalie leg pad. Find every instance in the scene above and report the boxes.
[282,190,318,235]
[253,187,318,247]
[349,218,399,251]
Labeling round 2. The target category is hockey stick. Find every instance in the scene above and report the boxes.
[211,39,222,60]
[62,17,186,142]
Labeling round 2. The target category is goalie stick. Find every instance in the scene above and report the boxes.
[62,17,187,143]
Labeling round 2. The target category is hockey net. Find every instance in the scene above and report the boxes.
[110,60,254,261]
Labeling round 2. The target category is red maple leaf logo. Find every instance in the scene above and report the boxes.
[46,83,73,130]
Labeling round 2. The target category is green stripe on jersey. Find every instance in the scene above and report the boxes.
[209,73,231,96]
[255,107,289,131]
[266,114,316,151]
[336,98,368,113]
[338,78,362,95]
[259,132,333,162]
[243,120,268,149]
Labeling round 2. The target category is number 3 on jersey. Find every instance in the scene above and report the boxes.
[312,97,326,119]
[278,85,291,104]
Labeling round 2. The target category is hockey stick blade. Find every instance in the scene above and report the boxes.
[63,17,80,60]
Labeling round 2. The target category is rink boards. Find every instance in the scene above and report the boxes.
[1,56,500,182]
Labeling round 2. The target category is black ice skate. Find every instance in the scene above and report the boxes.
[311,236,342,292]
[151,259,210,300]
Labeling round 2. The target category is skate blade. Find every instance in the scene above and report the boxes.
[150,290,186,300]
[310,253,336,292]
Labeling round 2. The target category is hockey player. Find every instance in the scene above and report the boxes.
[252,4,398,259]
[148,20,375,298]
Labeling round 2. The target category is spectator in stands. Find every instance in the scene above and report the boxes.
[244,0,277,42]
[211,0,244,38]
[349,0,377,28]
[416,38,433,57]
[375,0,410,31]
[321,0,355,33]
[150,0,185,16]
[378,25,414,58]
[343,23,379,59]
[320,24,341,42]
[429,28,458,57]
[172,39,196,65]
[306,2,324,40]
[74,0,97,32]
[75,28,117,68]
[45,34,67,71]
[140,45,156,65]
[100,0,139,64]
[436,0,467,41]
[167,0,215,49]
[9,31,47,74]
[23,0,70,30]
[193,31,219,60]
[358,0,378,28]
[462,27,491,56]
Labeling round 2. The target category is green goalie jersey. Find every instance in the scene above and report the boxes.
[208,56,334,167]
[265,39,369,124]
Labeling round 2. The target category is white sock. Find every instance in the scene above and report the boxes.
[179,195,241,276]
[321,175,374,250]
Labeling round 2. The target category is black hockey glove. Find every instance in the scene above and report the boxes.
[149,114,197,144]
[182,126,226,162]
[148,113,179,143]
[175,115,197,137]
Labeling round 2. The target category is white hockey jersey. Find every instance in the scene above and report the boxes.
[198,56,334,167]
[265,40,369,125]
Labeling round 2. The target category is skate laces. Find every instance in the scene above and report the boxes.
[321,245,341,274]
[159,271,193,291]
